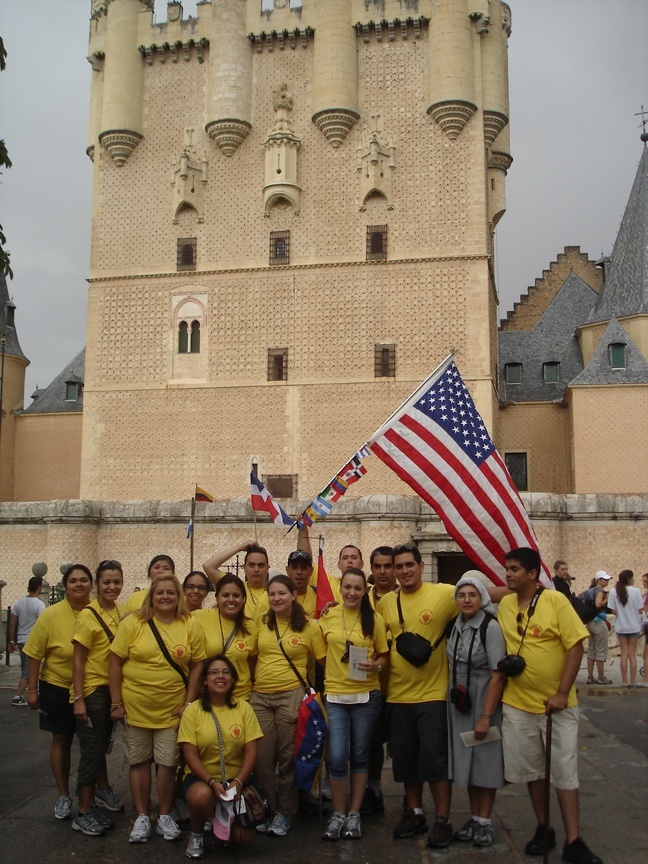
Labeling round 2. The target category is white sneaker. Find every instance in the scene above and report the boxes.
[156,813,182,841]
[54,795,73,820]
[129,814,151,843]
[267,812,290,837]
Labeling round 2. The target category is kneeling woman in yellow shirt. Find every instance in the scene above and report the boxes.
[109,573,206,844]
[249,574,319,837]
[314,567,389,842]
[178,654,263,859]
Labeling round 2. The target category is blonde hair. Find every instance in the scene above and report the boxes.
[137,574,189,622]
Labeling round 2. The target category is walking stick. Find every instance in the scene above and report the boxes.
[543,712,553,864]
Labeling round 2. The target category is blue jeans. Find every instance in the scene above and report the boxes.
[325,690,382,780]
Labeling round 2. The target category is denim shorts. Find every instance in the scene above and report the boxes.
[325,690,382,780]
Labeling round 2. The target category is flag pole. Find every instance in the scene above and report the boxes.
[366,353,454,446]
[252,506,258,544]
[189,495,196,571]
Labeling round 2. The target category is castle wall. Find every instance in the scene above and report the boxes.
[570,386,648,493]
[13,414,83,502]
[499,402,572,494]
[1,493,646,607]
[0,354,28,501]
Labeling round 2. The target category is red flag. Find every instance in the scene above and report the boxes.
[315,547,335,618]
[368,356,552,588]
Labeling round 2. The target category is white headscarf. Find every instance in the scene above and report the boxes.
[454,572,497,616]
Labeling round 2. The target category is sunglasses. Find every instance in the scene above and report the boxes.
[341,639,353,664]
[516,611,526,637]
[185,583,208,592]
[98,560,122,570]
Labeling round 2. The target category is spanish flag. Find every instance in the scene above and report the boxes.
[195,485,214,503]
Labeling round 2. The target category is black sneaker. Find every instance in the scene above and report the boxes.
[393,809,428,839]
[562,837,604,864]
[360,787,385,815]
[298,790,329,817]
[427,819,453,849]
[525,824,557,856]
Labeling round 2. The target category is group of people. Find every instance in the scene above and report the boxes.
[10,539,618,864]
[552,561,648,688]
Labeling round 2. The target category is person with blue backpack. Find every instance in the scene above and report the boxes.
[583,572,613,684]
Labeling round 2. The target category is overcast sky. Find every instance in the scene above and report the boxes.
[1,1,647,400]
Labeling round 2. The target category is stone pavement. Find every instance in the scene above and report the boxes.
[1,651,646,864]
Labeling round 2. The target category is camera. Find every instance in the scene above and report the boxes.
[497,654,526,677]
[450,684,472,713]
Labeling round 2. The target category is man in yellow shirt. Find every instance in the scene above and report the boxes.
[499,548,602,864]
[377,543,457,849]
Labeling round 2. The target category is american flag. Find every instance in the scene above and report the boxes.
[368,356,551,587]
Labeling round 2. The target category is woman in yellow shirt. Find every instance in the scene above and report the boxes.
[249,574,319,837]
[178,654,263,859]
[314,568,389,842]
[193,574,258,701]
[71,560,125,836]
[121,554,175,615]
[109,573,206,844]
[24,564,93,822]
[183,571,211,613]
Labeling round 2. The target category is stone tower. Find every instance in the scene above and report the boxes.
[0,275,28,500]
[82,0,512,501]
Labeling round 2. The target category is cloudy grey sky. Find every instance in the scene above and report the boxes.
[1,1,647,400]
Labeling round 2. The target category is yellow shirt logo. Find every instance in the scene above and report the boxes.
[230,724,243,739]
[419,610,433,625]
[173,644,186,658]
[234,640,247,652]
[287,635,302,648]
[530,625,543,638]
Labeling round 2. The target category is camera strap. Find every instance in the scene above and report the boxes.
[515,587,544,655]
[451,626,478,689]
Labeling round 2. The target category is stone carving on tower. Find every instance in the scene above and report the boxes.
[171,130,208,223]
[263,84,301,214]
[356,120,395,211]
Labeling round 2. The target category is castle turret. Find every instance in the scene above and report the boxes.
[427,0,477,140]
[311,0,359,148]
[479,1,510,148]
[0,275,29,501]
[96,0,150,166]
[204,0,253,157]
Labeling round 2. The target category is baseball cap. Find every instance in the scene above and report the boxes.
[594,570,612,580]
[287,549,312,566]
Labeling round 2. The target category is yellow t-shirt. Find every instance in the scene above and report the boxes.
[252,618,319,693]
[71,600,123,699]
[257,586,318,620]
[178,699,263,781]
[377,582,457,704]
[244,584,267,621]
[24,599,80,690]
[122,588,148,616]
[499,590,588,714]
[110,614,206,728]
[192,609,258,701]
[313,605,388,695]
[367,585,397,612]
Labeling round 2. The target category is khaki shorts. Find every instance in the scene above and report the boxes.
[124,724,180,767]
[502,704,579,790]
[586,619,609,661]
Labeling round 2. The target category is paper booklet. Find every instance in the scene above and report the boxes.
[460,726,502,748]
[349,646,368,681]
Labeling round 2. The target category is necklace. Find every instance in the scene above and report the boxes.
[342,606,361,643]
[218,610,237,652]
[98,603,121,632]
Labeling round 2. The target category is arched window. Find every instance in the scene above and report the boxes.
[178,320,188,353]
[190,320,200,354]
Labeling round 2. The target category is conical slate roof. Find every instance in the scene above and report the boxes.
[570,316,648,386]
[589,144,648,321]
[0,273,27,361]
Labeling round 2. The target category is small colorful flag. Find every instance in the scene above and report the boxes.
[186,515,193,539]
[195,485,214,503]
[315,543,335,619]
[296,449,370,528]
[250,471,294,527]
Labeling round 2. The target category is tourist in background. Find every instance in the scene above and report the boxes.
[584,571,612,685]
[607,570,644,688]
[7,575,45,706]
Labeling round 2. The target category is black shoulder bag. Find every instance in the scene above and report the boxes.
[147,619,188,687]
[394,593,449,668]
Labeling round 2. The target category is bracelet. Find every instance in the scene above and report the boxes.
[73,695,84,703]
[231,777,242,788]
[207,778,217,788]
[480,711,492,719]
[375,662,383,673]
[110,703,123,709]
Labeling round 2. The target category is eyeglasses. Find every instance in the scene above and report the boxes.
[341,639,353,664]
[185,584,208,592]
[206,669,232,677]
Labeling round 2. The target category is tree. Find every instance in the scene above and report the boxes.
[0,36,13,279]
